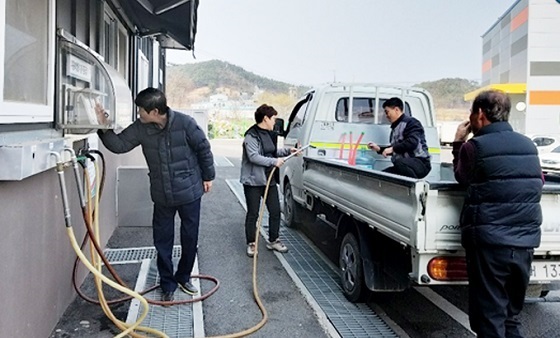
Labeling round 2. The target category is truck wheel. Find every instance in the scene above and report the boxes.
[339,232,365,302]
[283,182,300,228]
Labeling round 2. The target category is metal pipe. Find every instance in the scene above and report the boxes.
[64,148,86,209]
[50,152,72,228]
[348,85,354,123]
[284,144,315,162]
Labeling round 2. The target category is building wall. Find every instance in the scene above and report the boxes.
[482,0,529,86]
[480,0,560,134]
[526,0,560,134]
[0,145,145,337]
[0,0,159,336]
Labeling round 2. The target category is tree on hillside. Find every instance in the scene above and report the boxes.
[415,78,479,109]
[256,92,297,119]
[168,60,309,95]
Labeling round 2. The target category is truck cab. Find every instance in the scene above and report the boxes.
[279,83,440,227]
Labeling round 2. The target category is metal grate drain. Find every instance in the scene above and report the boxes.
[282,228,398,337]
[104,246,182,263]
[104,247,195,337]
[135,259,194,337]
[226,179,398,337]
[125,259,194,338]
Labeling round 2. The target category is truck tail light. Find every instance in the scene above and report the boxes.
[428,257,468,281]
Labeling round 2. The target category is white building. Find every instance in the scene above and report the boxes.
[0,1,199,336]
[465,0,560,134]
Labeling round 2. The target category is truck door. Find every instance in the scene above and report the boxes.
[281,93,313,204]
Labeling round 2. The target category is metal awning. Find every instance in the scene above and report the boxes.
[464,83,527,101]
[112,0,199,50]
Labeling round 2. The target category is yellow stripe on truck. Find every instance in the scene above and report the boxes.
[309,142,441,154]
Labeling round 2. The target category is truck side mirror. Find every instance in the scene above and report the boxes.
[274,118,286,136]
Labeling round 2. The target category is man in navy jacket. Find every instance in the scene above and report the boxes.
[367,97,431,178]
[97,88,215,302]
[453,90,542,338]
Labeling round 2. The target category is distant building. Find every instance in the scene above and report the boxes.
[465,0,560,134]
[192,93,257,118]
[209,93,229,106]
[177,109,209,136]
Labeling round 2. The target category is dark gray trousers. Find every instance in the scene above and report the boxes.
[243,184,281,244]
[465,245,533,338]
[383,157,431,178]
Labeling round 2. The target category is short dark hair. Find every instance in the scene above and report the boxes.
[254,104,278,123]
[472,90,510,122]
[382,97,404,111]
[135,87,169,115]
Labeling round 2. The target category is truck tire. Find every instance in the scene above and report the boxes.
[283,182,300,228]
[339,232,365,302]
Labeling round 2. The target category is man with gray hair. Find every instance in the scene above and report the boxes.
[453,90,543,338]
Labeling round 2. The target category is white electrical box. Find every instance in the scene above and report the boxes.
[57,30,133,134]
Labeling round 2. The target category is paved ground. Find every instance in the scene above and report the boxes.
[50,138,330,338]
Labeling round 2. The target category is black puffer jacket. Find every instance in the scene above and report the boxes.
[98,109,215,206]
[389,114,430,161]
[460,122,542,248]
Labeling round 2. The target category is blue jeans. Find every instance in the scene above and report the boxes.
[152,198,201,292]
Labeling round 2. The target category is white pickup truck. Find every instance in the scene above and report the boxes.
[277,83,560,302]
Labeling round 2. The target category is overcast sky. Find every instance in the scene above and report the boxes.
[167,0,516,86]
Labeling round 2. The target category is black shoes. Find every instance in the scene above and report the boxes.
[178,280,198,295]
[161,280,197,305]
[161,291,174,303]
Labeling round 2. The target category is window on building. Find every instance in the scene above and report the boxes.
[117,26,128,79]
[137,37,153,90]
[1,0,54,123]
[103,5,129,80]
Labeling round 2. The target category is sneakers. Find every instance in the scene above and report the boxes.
[178,280,198,295]
[247,242,256,257]
[266,239,288,253]
[161,291,174,303]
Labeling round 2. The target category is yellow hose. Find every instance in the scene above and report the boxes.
[70,162,167,338]
[62,155,278,337]
[66,227,165,337]
[210,167,276,338]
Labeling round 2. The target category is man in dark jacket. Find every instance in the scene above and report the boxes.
[453,90,543,338]
[96,88,215,302]
[367,97,431,178]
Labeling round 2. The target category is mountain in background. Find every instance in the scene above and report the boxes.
[414,78,479,121]
[166,59,479,121]
[166,60,310,109]
[414,78,479,109]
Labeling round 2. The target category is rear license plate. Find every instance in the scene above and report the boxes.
[531,261,560,280]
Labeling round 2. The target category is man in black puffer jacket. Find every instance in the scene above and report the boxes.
[453,90,543,338]
[367,97,431,178]
[97,88,215,303]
